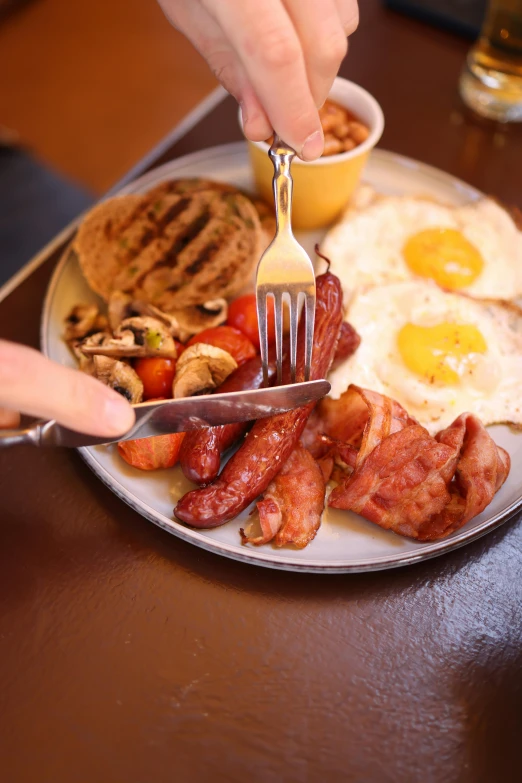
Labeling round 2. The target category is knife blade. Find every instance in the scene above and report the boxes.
[0,379,331,448]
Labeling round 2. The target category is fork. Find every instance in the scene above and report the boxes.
[256,135,316,386]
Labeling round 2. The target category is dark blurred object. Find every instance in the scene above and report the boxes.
[384,0,489,38]
[0,0,37,22]
[0,146,93,287]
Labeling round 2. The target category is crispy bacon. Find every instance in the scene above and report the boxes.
[317,455,335,483]
[427,413,511,539]
[328,387,510,541]
[329,423,458,538]
[303,386,414,483]
[240,445,326,548]
[314,385,414,453]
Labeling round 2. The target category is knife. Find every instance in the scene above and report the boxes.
[0,379,330,448]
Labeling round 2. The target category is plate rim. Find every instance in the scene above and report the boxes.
[40,142,522,573]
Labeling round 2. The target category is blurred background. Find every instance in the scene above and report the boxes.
[0,0,218,283]
[0,0,217,192]
[0,0,505,285]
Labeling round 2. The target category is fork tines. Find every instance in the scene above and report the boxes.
[256,134,316,387]
[257,284,316,387]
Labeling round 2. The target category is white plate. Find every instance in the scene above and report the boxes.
[41,143,522,573]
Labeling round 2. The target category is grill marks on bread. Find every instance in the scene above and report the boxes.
[74,182,262,308]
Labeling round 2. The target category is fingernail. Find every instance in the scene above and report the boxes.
[240,101,248,130]
[300,130,324,161]
[103,394,135,435]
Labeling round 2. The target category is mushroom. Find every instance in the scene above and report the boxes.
[173,343,237,398]
[92,355,143,403]
[63,303,108,342]
[121,298,228,342]
[71,331,111,374]
[108,291,136,332]
[80,316,177,359]
[167,299,228,342]
[107,293,228,342]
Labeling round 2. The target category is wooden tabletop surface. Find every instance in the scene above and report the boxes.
[1,2,522,781]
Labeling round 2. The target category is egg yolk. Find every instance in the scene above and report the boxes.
[397,322,487,384]
[403,228,484,290]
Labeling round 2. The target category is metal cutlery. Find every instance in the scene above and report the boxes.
[256,135,316,386]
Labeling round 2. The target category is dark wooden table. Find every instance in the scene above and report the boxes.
[1,2,522,781]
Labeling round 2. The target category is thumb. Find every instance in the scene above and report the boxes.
[0,340,135,437]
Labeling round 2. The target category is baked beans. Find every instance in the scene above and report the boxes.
[267,99,370,157]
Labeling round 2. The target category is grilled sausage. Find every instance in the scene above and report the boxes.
[179,354,276,485]
[331,321,361,369]
[174,271,343,528]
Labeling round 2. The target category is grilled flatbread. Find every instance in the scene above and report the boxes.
[73,194,146,300]
[74,183,263,308]
[149,178,276,247]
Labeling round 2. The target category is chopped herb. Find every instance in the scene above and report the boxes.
[119,237,129,249]
[153,200,164,213]
[146,330,163,350]
[129,265,138,275]
[224,193,242,217]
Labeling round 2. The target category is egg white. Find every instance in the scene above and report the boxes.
[329,281,522,434]
[322,186,522,302]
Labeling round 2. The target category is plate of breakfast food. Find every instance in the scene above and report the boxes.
[41,79,522,572]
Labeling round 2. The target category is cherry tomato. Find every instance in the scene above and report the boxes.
[135,357,176,400]
[227,294,275,349]
[187,326,256,366]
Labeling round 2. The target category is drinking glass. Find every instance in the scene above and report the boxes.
[459,0,522,121]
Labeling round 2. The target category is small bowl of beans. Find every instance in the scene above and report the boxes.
[243,77,384,230]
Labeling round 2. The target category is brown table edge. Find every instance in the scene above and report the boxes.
[0,85,227,307]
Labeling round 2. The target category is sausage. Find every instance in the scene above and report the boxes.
[179,353,276,485]
[174,271,343,528]
[331,321,361,369]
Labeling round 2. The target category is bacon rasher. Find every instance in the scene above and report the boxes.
[328,387,510,541]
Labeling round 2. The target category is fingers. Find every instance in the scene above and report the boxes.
[283,0,348,109]
[204,46,272,141]
[0,408,20,429]
[162,0,359,159]
[205,0,324,159]
[0,341,135,437]
[159,0,271,141]
[335,0,359,35]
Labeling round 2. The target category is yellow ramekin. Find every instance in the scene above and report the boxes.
[242,77,384,230]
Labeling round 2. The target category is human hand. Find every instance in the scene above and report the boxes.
[0,340,135,436]
[158,0,359,160]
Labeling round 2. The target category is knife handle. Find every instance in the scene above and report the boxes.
[0,424,42,448]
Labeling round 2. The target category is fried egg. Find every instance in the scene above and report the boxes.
[322,186,522,301]
[328,280,522,434]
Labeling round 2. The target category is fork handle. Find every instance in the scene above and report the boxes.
[268,135,296,237]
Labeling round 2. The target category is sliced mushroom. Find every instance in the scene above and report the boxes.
[168,299,228,342]
[63,303,108,342]
[92,355,143,403]
[124,298,228,342]
[108,291,136,332]
[80,317,177,359]
[173,343,237,398]
[71,331,111,374]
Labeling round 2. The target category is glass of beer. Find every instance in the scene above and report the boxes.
[459,0,522,121]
